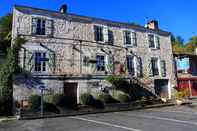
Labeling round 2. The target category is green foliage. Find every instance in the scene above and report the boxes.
[0,13,12,53]
[112,90,130,103]
[43,102,60,114]
[44,94,74,108]
[175,89,190,100]
[105,75,128,89]
[0,96,12,116]
[79,93,94,106]
[28,94,41,111]
[96,92,112,104]
[0,37,25,115]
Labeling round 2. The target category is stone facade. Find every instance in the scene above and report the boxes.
[12,5,176,103]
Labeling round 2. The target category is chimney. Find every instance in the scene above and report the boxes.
[147,20,159,30]
[60,4,67,13]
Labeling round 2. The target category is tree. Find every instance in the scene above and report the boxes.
[185,36,197,52]
[171,35,185,54]
[0,13,12,54]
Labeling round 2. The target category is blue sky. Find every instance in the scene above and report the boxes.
[1,0,197,42]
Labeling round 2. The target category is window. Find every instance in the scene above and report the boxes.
[96,55,105,71]
[151,58,159,76]
[124,31,131,45]
[127,55,135,75]
[148,34,155,48]
[148,34,160,49]
[34,52,47,72]
[94,26,103,41]
[108,30,114,45]
[35,19,46,35]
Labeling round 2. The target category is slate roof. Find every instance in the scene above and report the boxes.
[14,5,171,36]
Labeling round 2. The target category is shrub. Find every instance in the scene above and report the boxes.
[45,94,73,108]
[28,94,41,111]
[96,92,112,104]
[112,90,130,103]
[0,96,12,116]
[79,93,94,106]
[105,75,128,89]
[175,89,190,100]
[43,102,60,114]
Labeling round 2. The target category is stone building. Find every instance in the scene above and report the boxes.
[12,5,176,104]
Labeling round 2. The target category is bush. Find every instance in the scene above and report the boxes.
[0,96,12,116]
[45,94,74,108]
[96,92,112,104]
[112,91,130,103]
[28,94,41,111]
[44,102,60,114]
[79,93,94,106]
[105,75,128,89]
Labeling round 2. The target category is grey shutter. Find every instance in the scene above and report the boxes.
[155,36,160,49]
[24,49,34,71]
[137,57,143,77]
[132,32,137,47]
[103,26,108,43]
[160,60,166,77]
[105,55,114,74]
[48,52,55,73]
[148,59,153,76]
[32,18,37,35]
[94,26,98,41]
[45,20,53,36]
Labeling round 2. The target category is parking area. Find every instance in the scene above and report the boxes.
[1,105,197,131]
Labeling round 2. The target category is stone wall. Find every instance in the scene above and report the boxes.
[12,6,176,101]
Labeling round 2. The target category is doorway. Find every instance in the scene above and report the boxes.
[154,79,169,98]
[64,82,78,106]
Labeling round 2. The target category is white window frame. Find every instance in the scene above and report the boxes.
[123,29,137,47]
[148,33,160,49]
[34,51,48,73]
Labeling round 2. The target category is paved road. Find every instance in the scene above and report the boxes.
[1,105,197,131]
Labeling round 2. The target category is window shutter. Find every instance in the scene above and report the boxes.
[103,26,108,43]
[46,20,53,36]
[32,18,37,35]
[94,26,98,41]
[137,57,143,77]
[24,49,34,71]
[148,59,153,76]
[105,55,113,73]
[132,32,137,47]
[160,60,166,77]
[123,31,126,45]
[48,52,55,73]
[155,36,160,49]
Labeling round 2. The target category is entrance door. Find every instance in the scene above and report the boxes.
[64,83,78,107]
[154,79,169,98]
[191,81,197,96]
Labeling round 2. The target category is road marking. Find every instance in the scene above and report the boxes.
[121,113,197,126]
[69,116,142,131]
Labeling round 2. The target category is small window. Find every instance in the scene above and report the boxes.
[96,55,105,71]
[124,31,131,45]
[148,34,160,49]
[34,52,47,72]
[151,58,159,76]
[148,34,155,48]
[94,26,103,41]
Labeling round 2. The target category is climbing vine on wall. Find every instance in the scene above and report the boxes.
[0,37,26,115]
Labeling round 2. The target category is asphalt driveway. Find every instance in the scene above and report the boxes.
[1,105,197,131]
